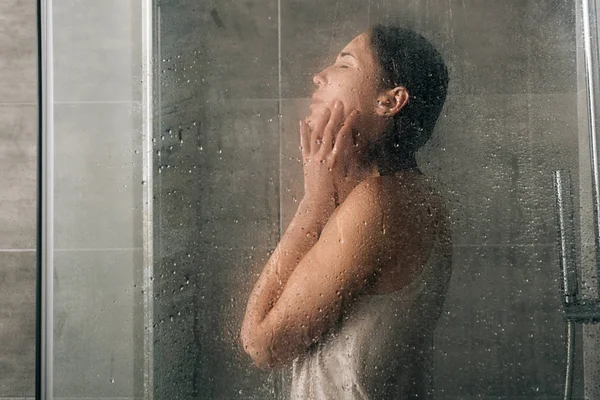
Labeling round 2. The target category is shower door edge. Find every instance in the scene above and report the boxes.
[37,0,54,398]
[141,0,155,398]
[582,0,600,294]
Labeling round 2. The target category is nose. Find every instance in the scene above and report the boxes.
[313,69,326,86]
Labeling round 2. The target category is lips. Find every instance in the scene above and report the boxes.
[310,95,324,109]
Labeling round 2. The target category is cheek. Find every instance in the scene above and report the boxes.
[348,79,378,110]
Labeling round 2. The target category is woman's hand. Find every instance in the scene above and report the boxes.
[299,100,360,210]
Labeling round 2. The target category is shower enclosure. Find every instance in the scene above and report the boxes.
[36,0,600,399]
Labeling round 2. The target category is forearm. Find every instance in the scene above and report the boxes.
[272,199,333,288]
[241,199,334,354]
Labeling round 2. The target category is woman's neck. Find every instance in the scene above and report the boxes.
[334,161,421,206]
[333,163,378,206]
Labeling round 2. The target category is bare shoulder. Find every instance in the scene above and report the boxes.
[325,173,450,294]
[330,172,450,240]
[352,172,449,254]
[345,173,446,218]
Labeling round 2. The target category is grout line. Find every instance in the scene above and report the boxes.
[0,249,36,252]
[453,243,556,248]
[276,1,284,398]
[277,0,283,242]
[54,100,141,105]
[54,247,143,252]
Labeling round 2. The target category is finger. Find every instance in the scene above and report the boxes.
[311,108,331,154]
[332,110,359,160]
[320,101,343,156]
[299,120,310,159]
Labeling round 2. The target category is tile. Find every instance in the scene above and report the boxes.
[433,397,583,400]
[523,0,578,95]
[0,105,37,249]
[583,324,600,400]
[281,0,577,97]
[53,249,143,398]
[282,94,582,249]
[579,243,598,300]
[420,94,581,247]
[434,245,583,398]
[527,94,581,246]
[153,248,275,399]
[199,249,278,399]
[53,103,144,249]
[158,0,278,107]
[154,99,280,256]
[194,98,280,221]
[446,0,576,95]
[0,252,36,397]
[279,98,310,229]
[53,0,142,102]
[280,0,370,98]
[0,0,37,103]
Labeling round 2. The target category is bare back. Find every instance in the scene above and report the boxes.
[327,171,451,296]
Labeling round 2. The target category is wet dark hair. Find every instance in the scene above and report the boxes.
[368,24,449,173]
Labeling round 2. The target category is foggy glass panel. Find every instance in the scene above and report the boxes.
[153,1,591,399]
[50,0,147,397]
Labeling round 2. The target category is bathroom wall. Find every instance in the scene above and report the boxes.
[155,1,587,400]
[153,0,281,398]
[51,0,146,398]
[279,1,584,399]
[1,0,147,398]
[0,0,39,397]
[0,0,585,399]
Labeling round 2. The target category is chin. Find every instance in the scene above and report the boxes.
[306,104,324,129]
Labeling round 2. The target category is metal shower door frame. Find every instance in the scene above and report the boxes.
[36,0,155,398]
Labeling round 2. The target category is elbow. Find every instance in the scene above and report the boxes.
[241,326,276,371]
[241,321,308,370]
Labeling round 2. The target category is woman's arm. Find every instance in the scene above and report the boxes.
[240,197,334,367]
[240,179,398,369]
[241,102,365,369]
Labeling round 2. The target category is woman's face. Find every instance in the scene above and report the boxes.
[307,33,385,133]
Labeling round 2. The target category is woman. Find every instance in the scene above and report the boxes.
[241,24,452,399]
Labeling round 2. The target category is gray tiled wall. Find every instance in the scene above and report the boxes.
[282,1,583,399]
[0,0,38,397]
[154,0,281,397]
[2,0,590,399]
[1,0,146,398]
[51,0,145,398]
[155,0,589,400]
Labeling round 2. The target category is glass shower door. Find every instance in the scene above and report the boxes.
[150,1,599,399]
[37,0,600,399]
[38,0,154,398]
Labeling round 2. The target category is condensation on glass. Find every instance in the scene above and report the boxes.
[39,0,600,399]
